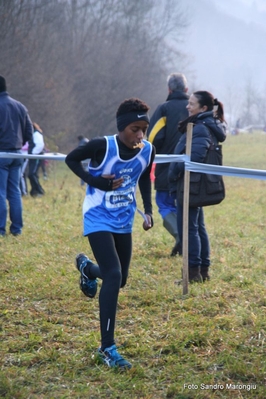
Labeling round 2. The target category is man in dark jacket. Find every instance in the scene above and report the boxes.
[147,73,189,256]
[0,76,33,236]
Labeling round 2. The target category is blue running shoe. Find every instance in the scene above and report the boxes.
[75,253,97,298]
[97,345,132,369]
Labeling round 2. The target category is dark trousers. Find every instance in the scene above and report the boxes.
[28,159,45,196]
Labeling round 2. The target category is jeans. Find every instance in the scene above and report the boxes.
[0,153,23,235]
[177,201,210,268]
[20,159,28,195]
[156,190,177,219]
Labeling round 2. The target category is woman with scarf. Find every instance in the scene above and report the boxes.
[168,91,226,283]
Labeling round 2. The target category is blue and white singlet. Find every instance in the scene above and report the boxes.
[83,135,152,235]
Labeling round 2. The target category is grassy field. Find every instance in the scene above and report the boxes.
[0,133,266,399]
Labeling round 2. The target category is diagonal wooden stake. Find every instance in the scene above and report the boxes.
[182,123,193,295]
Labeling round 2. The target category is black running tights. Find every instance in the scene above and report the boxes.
[87,231,132,350]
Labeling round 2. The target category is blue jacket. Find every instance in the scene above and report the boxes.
[0,91,33,151]
[168,111,226,194]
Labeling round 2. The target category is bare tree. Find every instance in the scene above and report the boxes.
[240,77,257,127]
[0,0,187,151]
[66,0,187,143]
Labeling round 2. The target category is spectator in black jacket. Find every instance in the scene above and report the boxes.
[147,73,189,256]
[0,76,33,236]
[168,91,226,282]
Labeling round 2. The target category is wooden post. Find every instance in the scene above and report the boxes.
[182,123,193,295]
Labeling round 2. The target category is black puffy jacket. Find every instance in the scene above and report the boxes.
[168,111,226,194]
[147,90,188,190]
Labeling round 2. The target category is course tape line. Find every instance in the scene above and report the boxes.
[1,152,266,180]
[186,162,266,181]
[0,152,66,160]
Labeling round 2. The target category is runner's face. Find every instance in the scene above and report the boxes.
[119,120,149,149]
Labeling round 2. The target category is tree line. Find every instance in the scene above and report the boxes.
[0,0,187,151]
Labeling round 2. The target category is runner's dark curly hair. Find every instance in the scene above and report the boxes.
[116,98,150,116]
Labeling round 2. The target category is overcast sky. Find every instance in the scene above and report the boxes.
[230,0,266,12]
[213,0,266,27]
[177,0,266,123]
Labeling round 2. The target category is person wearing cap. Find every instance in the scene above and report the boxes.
[65,97,155,369]
[0,75,33,236]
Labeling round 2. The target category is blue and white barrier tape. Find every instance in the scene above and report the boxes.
[1,152,266,180]
[186,162,266,181]
[0,152,66,160]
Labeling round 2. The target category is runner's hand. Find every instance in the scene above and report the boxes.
[143,214,153,231]
[102,174,124,190]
